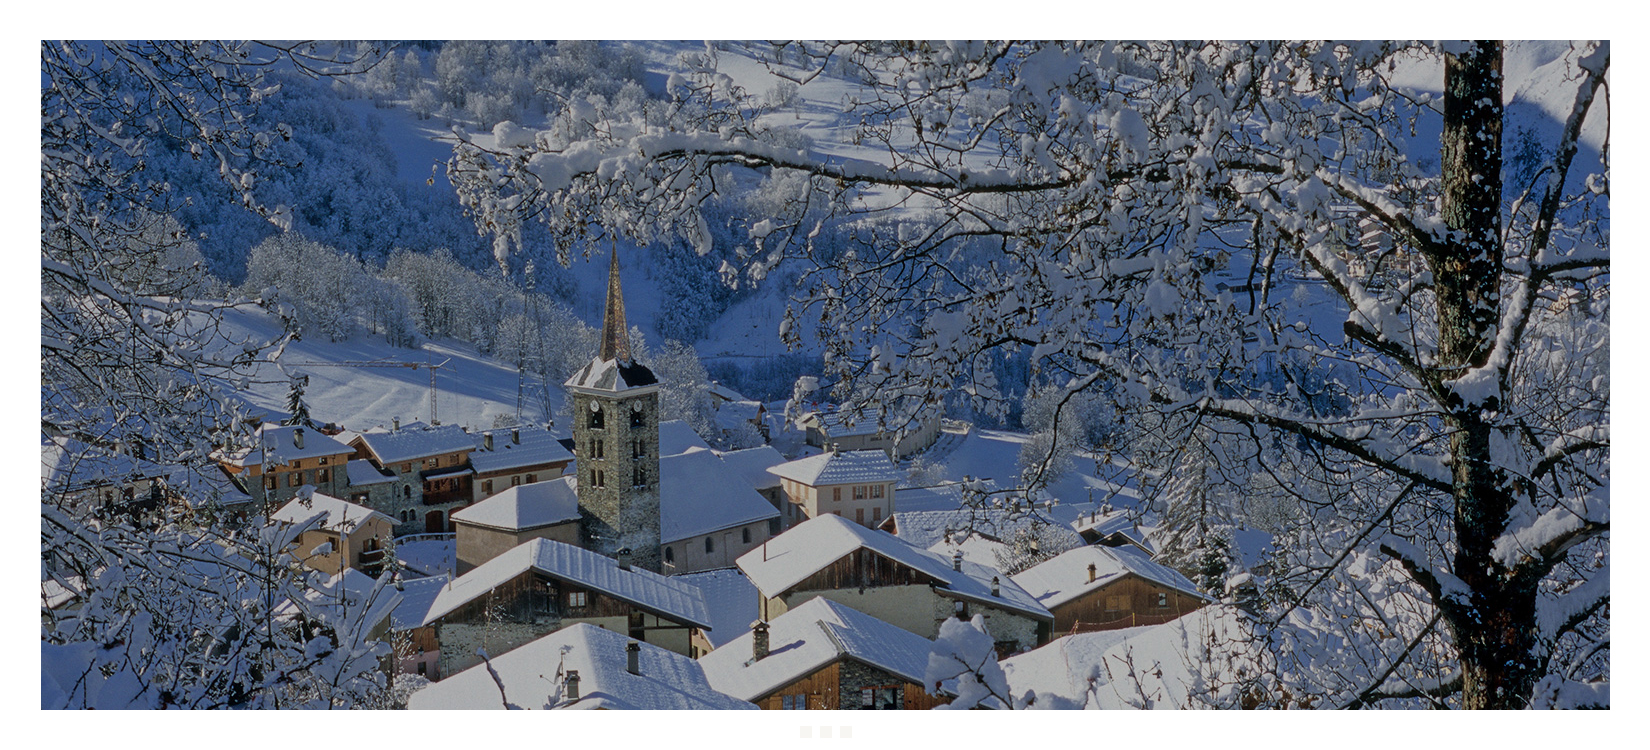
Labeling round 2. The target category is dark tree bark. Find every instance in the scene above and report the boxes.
[1430,40,1539,710]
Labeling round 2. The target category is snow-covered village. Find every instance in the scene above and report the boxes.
[40,36,1610,720]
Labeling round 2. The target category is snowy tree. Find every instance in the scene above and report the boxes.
[993,523,1081,576]
[924,614,1025,710]
[41,40,391,709]
[283,375,314,428]
[445,41,1608,709]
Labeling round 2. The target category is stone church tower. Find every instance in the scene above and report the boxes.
[564,248,663,571]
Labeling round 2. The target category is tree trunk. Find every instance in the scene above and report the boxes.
[1431,40,1541,710]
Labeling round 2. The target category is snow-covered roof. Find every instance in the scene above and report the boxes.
[888,508,1084,550]
[469,427,575,474]
[660,450,779,544]
[451,476,581,531]
[1072,509,1155,551]
[715,446,786,492]
[1010,545,1207,611]
[716,400,764,424]
[270,492,394,536]
[658,419,712,457]
[407,623,755,710]
[214,424,354,468]
[42,436,171,493]
[736,514,1051,622]
[170,465,256,509]
[765,449,900,487]
[390,574,450,631]
[926,534,1008,569]
[674,568,759,649]
[699,597,949,703]
[352,423,474,465]
[805,404,934,439]
[298,569,401,634]
[707,382,746,402]
[564,356,660,393]
[423,538,712,629]
[1001,627,1154,709]
[345,459,397,486]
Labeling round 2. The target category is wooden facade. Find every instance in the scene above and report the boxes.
[433,569,691,637]
[1050,573,1205,635]
[783,548,942,595]
[753,660,951,710]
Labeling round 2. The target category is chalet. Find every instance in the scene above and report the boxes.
[450,477,581,574]
[798,404,940,459]
[699,597,954,710]
[213,425,354,508]
[406,623,756,710]
[349,422,478,535]
[737,514,1053,654]
[1010,544,1208,636]
[389,574,450,681]
[46,436,255,523]
[270,493,396,577]
[658,448,781,574]
[469,426,574,501]
[1071,508,1156,554]
[421,538,712,677]
[768,449,899,530]
[715,445,787,510]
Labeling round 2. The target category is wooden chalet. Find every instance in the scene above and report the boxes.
[1011,544,1209,635]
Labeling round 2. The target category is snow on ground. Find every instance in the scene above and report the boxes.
[901,428,1145,514]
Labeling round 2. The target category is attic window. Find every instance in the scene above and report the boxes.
[318,456,328,466]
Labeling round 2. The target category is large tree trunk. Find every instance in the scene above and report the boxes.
[1432,40,1540,710]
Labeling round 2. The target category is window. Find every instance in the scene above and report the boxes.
[592,440,604,459]
[482,479,493,494]
[633,439,645,458]
[705,536,715,554]
[568,591,587,608]
[265,476,276,490]
[416,662,427,676]
[873,506,882,522]
[318,456,329,466]
[449,453,459,464]
[862,686,903,709]
[630,409,645,428]
[781,694,795,710]
[1156,592,1169,608]
[633,465,645,487]
[402,463,412,474]
[428,457,439,469]
[854,485,866,500]
[403,485,412,499]
[742,527,751,544]
[317,468,329,484]
[525,473,536,483]
[871,484,884,499]
[511,475,521,487]
[664,546,674,564]
[594,470,605,488]
[856,508,865,524]
[288,473,300,488]
[833,487,841,503]
[589,405,605,429]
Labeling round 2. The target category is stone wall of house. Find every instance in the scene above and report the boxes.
[931,595,1041,654]
[435,620,556,678]
[454,522,579,575]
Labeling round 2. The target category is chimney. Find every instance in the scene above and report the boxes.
[392,417,400,433]
[991,575,1000,597]
[626,641,641,675]
[752,620,770,661]
[565,670,580,701]
[1087,563,1097,583]
[512,428,521,445]
[617,547,632,571]
[952,549,963,572]
[293,428,305,450]
[484,433,493,451]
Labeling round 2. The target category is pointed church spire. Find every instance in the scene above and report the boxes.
[600,243,631,363]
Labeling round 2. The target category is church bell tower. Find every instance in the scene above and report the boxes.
[565,247,663,572]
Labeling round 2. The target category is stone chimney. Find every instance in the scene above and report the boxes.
[484,432,493,451]
[565,670,580,701]
[392,417,400,433]
[512,428,521,445]
[293,428,305,450]
[626,641,641,675]
[617,547,632,571]
[991,575,1000,597]
[952,549,963,572]
[1087,562,1097,583]
[752,620,770,661]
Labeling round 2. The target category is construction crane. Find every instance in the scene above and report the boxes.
[283,357,453,425]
